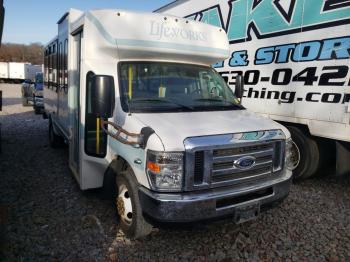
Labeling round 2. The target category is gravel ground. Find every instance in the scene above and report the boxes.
[0,83,350,262]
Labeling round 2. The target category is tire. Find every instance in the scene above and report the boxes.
[116,169,152,239]
[34,106,41,114]
[49,120,63,148]
[34,97,41,114]
[336,141,350,176]
[33,104,41,115]
[316,138,336,176]
[287,126,320,180]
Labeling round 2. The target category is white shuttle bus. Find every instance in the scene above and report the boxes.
[155,0,350,179]
[44,9,293,238]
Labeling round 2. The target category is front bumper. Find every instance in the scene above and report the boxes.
[139,169,292,223]
[34,96,44,107]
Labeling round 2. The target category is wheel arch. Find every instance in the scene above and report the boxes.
[102,156,132,199]
[277,122,311,136]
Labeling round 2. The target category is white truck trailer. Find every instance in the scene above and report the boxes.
[44,8,293,238]
[155,0,350,179]
[8,62,28,82]
[0,61,8,80]
[0,62,42,83]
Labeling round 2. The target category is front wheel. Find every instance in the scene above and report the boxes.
[116,169,152,239]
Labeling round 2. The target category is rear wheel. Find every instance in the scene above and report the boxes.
[336,141,350,176]
[287,126,320,180]
[316,138,336,176]
[116,169,152,239]
[33,97,41,114]
[49,120,63,148]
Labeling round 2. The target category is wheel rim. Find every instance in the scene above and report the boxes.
[289,140,301,170]
[116,183,133,226]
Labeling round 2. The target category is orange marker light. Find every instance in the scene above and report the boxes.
[147,162,161,173]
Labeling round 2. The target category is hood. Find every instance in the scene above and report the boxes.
[133,110,289,151]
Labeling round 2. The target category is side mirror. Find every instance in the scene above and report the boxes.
[91,75,115,118]
[235,74,244,99]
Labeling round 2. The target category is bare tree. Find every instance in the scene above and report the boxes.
[0,43,44,64]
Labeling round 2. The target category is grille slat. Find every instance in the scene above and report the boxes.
[212,167,272,184]
[213,160,273,176]
[213,144,272,157]
[213,148,273,163]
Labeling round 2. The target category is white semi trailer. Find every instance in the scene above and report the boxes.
[0,61,8,80]
[155,0,350,179]
[8,62,28,82]
[44,9,294,239]
[0,62,43,83]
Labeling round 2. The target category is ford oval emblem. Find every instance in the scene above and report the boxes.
[234,156,256,169]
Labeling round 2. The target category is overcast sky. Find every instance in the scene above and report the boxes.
[2,0,173,44]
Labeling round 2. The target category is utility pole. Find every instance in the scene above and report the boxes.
[0,0,4,45]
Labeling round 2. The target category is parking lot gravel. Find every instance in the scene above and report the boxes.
[0,83,350,262]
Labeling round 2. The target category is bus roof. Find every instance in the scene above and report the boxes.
[80,9,230,65]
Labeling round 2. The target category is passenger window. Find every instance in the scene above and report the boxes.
[58,42,62,86]
[84,72,107,157]
[64,39,68,89]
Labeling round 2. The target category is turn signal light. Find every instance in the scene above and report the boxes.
[147,162,161,173]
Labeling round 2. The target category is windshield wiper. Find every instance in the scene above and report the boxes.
[193,98,244,109]
[130,98,194,110]
[194,98,223,102]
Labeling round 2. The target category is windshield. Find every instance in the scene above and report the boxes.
[119,62,243,113]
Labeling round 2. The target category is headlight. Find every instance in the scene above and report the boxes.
[146,150,184,191]
[285,138,299,171]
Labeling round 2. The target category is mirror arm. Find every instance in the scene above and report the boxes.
[235,74,244,99]
[100,119,142,145]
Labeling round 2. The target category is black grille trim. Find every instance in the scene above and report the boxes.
[193,151,204,185]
